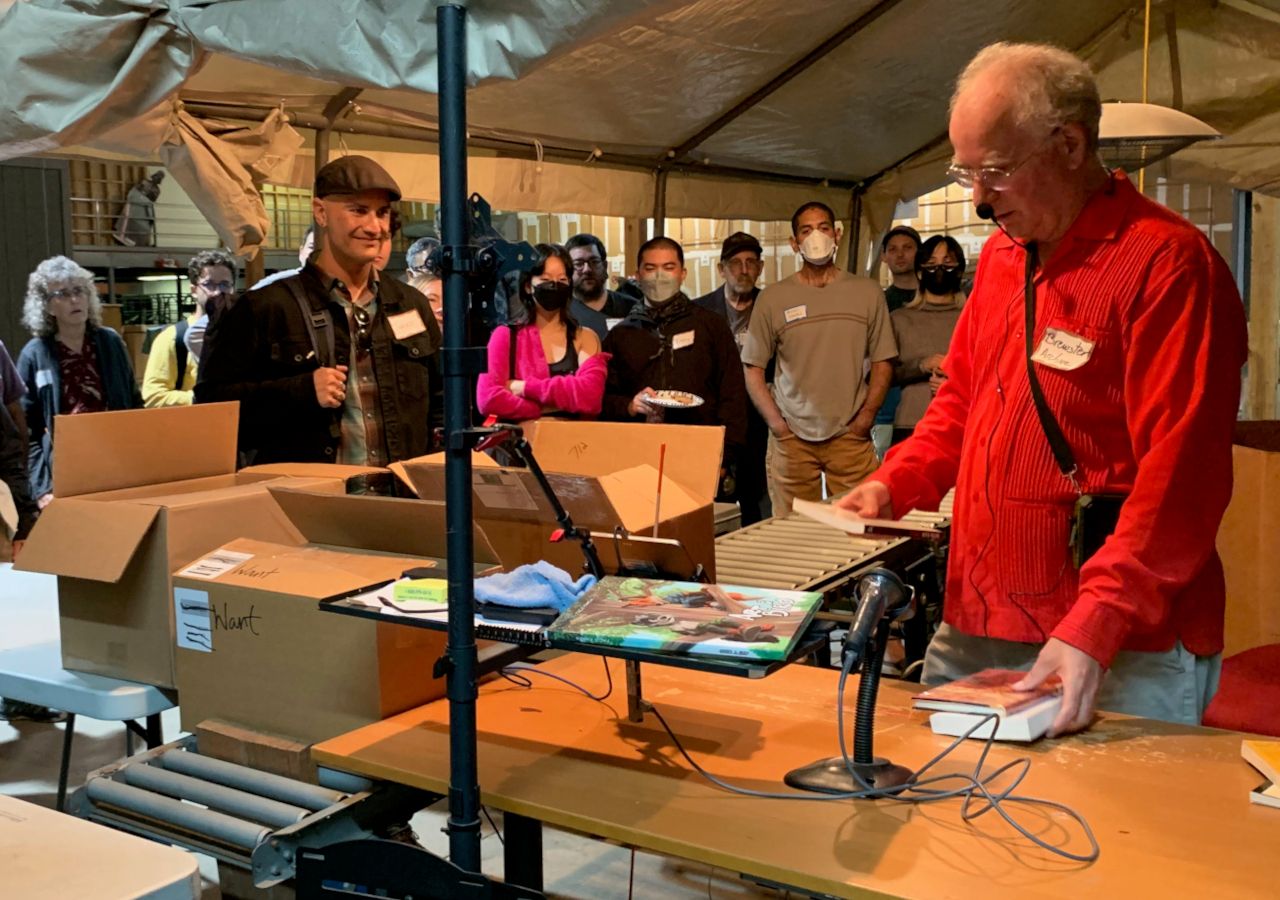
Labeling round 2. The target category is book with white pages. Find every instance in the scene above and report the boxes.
[926,697,1061,742]
[791,498,925,536]
[913,668,1064,742]
[1249,781,1280,810]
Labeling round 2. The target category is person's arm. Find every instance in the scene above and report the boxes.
[1050,242,1245,670]
[16,345,51,506]
[5,401,26,448]
[476,326,542,421]
[850,361,892,438]
[0,403,38,542]
[743,365,787,435]
[837,299,978,518]
[141,327,193,407]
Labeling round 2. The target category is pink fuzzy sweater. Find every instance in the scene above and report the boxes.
[476,324,610,422]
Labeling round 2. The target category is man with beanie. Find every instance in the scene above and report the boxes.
[196,155,441,468]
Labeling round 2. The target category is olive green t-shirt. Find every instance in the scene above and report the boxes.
[742,270,896,442]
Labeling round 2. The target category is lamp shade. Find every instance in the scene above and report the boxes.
[1098,102,1222,170]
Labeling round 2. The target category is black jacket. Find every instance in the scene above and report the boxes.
[18,327,142,500]
[0,404,38,540]
[601,294,748,462]
[195,263,442,465]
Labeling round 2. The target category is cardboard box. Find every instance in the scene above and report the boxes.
[172,487,500,744]
[394,420,722,579]
[15,404,354,688]
[1218,421,1280,655]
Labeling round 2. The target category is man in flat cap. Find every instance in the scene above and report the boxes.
[197,155,442,469]
[695,231,770,524]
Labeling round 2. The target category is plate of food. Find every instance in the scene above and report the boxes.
[645,389,705,409]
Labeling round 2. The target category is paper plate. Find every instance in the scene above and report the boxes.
[646,390,705,409]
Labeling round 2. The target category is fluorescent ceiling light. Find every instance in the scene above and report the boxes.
[136,274,186,282]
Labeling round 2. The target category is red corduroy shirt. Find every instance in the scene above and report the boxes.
[878,172,1247,667]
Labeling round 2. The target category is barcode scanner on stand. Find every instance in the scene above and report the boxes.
[786,568,917,794]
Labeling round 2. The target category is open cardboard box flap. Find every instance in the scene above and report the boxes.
[17,498,160,581]
[599,464,702,532]
[266,486,501,566]
[523,420,723,502]
[181,538,430,598]
[53,402,239,498]
[242,462,390,480]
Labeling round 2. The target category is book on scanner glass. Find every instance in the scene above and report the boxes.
[547,576,822,661]
[913,668,1063,742]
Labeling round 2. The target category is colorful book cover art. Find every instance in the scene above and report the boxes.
[914,668,1064,715]
[549,576,822,661]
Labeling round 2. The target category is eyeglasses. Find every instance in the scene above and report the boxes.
[946,129,1059,191]
[919,264,962,275]
[351,306,372,353]
[198,280,234,293]
[571,257,604,270]
[48,286,88,300]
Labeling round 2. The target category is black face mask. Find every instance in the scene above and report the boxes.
[532,281,572,312]
[920,268,962,297]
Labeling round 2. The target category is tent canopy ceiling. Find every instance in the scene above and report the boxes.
[3,0,1279,251]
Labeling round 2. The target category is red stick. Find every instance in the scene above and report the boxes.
[653,442,667,537]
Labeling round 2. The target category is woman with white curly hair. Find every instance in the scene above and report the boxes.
[16,255,141,508]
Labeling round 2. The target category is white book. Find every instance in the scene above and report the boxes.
[927,695,1061,742]
[1249,781,1280,810]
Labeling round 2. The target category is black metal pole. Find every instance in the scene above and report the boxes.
[438,2,482,873]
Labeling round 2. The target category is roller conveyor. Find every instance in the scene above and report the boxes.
[70,734,436,888]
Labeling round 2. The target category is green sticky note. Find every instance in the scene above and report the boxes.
[392,578,449,609]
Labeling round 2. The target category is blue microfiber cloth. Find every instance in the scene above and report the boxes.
[473,561,597,612]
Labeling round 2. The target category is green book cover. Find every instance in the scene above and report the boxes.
[549,577,822,661]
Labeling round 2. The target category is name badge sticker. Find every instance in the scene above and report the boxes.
[388,309,428,340]
[1031,327,1096,371]
[784,305,807,323]
[672,330,695,351]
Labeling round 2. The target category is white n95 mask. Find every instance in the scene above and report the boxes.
[799,230,836,265]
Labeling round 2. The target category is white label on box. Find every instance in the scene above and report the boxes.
[178,549,254,580]
[174,587,213,652]
[472,470,537,511]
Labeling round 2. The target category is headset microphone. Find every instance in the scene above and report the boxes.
[976,202,995,221]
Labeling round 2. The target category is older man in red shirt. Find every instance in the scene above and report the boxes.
[840,42,1247,735]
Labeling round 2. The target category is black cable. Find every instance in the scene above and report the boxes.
[492,653,1098,863]
[502,655,614,702]
[481,805,504,845]
[645,644,1099,863]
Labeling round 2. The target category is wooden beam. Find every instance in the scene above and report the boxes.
[1247,193,1279,419]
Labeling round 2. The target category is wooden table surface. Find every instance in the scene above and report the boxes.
[313,654,1279,899]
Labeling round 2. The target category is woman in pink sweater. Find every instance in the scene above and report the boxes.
[477,243,609,422]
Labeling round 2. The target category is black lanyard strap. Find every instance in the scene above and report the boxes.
[1023,242,1079,489]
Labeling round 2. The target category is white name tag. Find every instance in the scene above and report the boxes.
[1031,327,1095,371]
[672,330,695,350]
[605,317,623,331]
[388,309,428,340]
[784,305,807,323]
[35,369,53,390]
